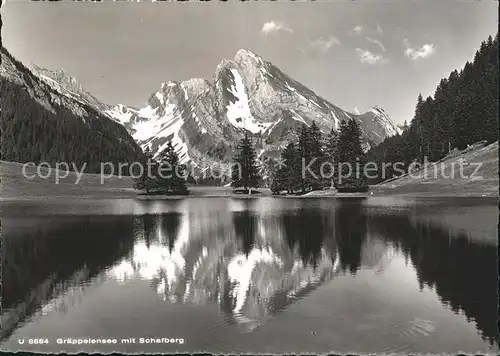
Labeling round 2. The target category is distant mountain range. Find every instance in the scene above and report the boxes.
[28,48,401,172]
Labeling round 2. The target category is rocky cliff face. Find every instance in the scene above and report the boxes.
[27,65,112,115]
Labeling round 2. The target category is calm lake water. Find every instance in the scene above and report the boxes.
[1,197,498,354]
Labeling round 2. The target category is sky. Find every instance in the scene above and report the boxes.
[1,1,498,125]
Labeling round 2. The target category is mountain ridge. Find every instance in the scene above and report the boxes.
[0,47,143,172]
[29,48,402,176]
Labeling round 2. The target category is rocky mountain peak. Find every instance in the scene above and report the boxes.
[371,105,386,114]
[234,48,265,66]
[161,81,179,90]
[182,78,211,93]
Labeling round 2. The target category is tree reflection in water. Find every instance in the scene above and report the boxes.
[2,198,496,347]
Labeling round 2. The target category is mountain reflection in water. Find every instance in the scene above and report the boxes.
[1,198,497,350]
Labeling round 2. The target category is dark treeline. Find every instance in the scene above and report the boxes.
[271,119,368,194]
[367,34,498,183]
[0,47,143,174]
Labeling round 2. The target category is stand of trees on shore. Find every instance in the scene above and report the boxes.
[271,119,368,194]
[366,33,498,184]
[133,142,189,195]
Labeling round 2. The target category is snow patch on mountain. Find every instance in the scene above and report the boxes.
[290,109,309,126]
[226,69,253,127]
[265,118,283,135]
[155,92,165,105]
[156,123,189,163]
[371,130,383,138]
[105,104,137,124]
[310,99,322,110]
[226,68,272,134]
[137,104,159,118]
[133,104,177,141]
[330,111,340,130]
[285,82,308,103]
[131,103,191,163]
[181,84,189,101]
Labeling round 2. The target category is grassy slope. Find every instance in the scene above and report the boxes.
[0,161,136,199]
[374,140,498,197]
[0,161,272,199]
[307,141,498,197]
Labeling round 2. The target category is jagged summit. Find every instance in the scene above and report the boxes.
[234,48,264,63]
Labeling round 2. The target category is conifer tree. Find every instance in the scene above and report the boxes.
[324,128,339,188]
[294,122,325,192]
[336,119,368,190]
[133,146,157,194]
[156,141,188,195]
[296,124,310,193]
[308,121,324,190]
[272,141,300,194]
[231,132,261,193]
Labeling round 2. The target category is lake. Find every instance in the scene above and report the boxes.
[1,197,498,354]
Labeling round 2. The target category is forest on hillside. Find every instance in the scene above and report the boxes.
[0,47,143,174]
[366,34,498,183]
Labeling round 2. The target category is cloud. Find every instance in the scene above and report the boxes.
[365,37,386,52]
[261,21,294,35]
[355,48,385,65]
[305,36,341,55]
[352,25,365,34]
[376,24,383,36]
[403,39,436,60]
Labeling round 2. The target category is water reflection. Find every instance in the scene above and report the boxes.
[1,216,136,340]
[1,198,497,348]
[367,212,498,345]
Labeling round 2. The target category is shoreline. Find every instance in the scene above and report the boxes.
[1,160,497,201]
[0,188,497,201]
